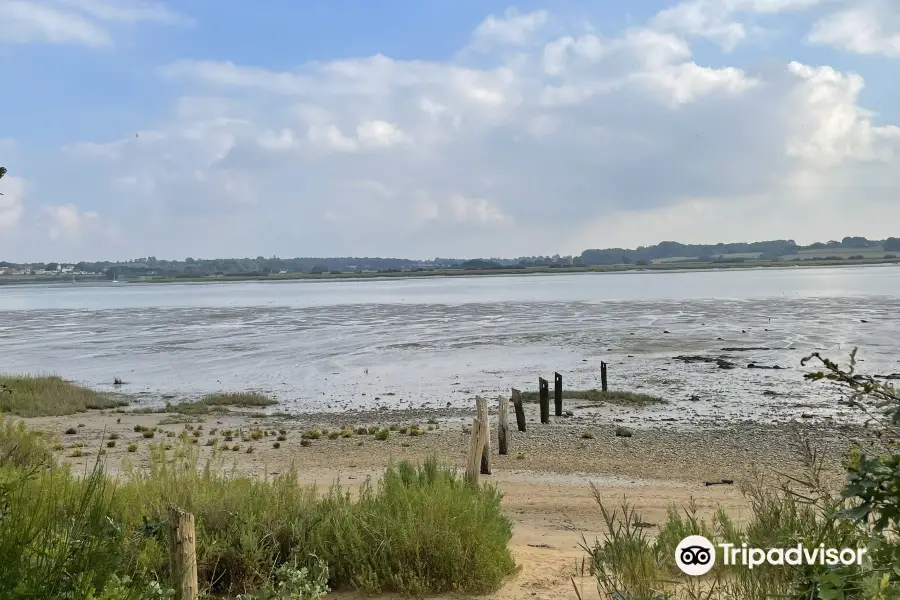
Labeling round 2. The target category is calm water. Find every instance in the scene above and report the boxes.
[1,265,898,423]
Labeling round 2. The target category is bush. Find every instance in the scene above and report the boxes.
[374,429,389,441]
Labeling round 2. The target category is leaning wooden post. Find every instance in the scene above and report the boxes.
[554,371,563,416]
[511,388,526,432]
[498,394,509,455]
[538,377,550,424]
[476,395,491,475]
[169,506,198,600]
[601,361,608,392]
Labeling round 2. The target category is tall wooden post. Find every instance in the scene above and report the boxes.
[169,507,198,600]
[465,415,484,485]
[601,361,608,392]
[554,371,563,416]
[476,395,491,475]
[511,388,526,432]
[539,377,550,424]
[498,394,509,455]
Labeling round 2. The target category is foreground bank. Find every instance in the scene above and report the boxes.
[2,361,898,600]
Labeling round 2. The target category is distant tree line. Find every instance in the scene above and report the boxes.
[580,237,899,266]
[2,236,898,276]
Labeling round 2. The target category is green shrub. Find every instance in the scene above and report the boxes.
[301,429,321,440]
[374,429,389,441]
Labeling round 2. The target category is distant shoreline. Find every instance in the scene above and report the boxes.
[1,256,898,286]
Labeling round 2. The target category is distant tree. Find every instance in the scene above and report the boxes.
[885,238,900,252]
[309,265,328,274]
[46,262,59,271]
[0,166,6,195]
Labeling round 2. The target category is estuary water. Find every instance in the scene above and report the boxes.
[1,265,898,424]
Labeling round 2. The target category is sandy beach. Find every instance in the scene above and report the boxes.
[26,399,861,600]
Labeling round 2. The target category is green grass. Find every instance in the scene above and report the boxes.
[0,415,516,598]
[0,374,128,417]
[165,392,277,415]
[519,388,665,406]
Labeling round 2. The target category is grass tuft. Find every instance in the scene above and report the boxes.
[0,374,128,417]
[165,392,277,415]
[520,388,665,406]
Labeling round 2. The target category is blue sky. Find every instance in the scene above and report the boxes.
[1,0,899,261]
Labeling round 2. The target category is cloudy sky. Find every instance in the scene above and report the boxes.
[1,0,898,261]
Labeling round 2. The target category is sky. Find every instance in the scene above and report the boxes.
[0,0,899,262]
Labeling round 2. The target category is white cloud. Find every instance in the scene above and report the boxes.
[41,204,101,242]
[3,3,900,260]
[652,0,828,50]
[808,1,900,57]
[0,0,187,48]
[471,8,549,47]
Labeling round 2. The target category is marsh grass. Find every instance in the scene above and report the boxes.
[1,415,517,598]
[165,392,277,415]
[519,388,665,406]
[583,452,873,599]
[0,374,128,417]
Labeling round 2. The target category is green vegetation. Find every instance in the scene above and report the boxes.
[0,374,127,417]
[165,392,277,415]
[4,235,899,285]
[585,350,899,599]
[1,416,516,598]
[520,388,665,406]
[374,428,390,441]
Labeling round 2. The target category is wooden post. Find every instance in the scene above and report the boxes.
[539,377,550,424]
[465,414,489,485]
[169,506,198,600]
[476,395,491,475]
[554,371,563,416]
[511,388,526,432]
[601,361,608,392]
[498,394,509,455]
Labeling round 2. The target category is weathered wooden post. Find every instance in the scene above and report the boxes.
[539,377,550,424]
[511,388,526,432]
[465,414,483,485]
[169,506,198,600]
[554,371,563,416]
[601,361,608,392]
[498,394,509,455]
[476,396,491,474]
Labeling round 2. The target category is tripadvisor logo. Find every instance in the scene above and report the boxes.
[675,535,868,576]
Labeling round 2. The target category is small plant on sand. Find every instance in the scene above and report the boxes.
[276,434,287,442]
[127,443,137,452]
[69,449,85,458]
[355,426,368,435]
[340,428,353,438]
[516,452,525,460]
[408,426,425,437]
[278,428,287,435]
[272,441,281,449]
[64,427,77,435]
[192,430,202,438]
[246,446,254,454]
[374,428,390,441]
[581,431,594,439]
[328,431,341,440]
[108,432,119,440]
[142,430,155,439]
[300,439,311,447]
[106,440,116,448]
[389,423,400,431]
[301,429,321,440]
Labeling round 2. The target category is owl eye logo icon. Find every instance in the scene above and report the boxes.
[675,535,716,576]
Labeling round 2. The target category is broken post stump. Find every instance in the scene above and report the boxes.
[476,395,491,475]
[169,506,199,600]
[601,361,608,392]
[554,371,563,417]
[498,394,509,455]
[511,388,526,432]
[538,377,550,424]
